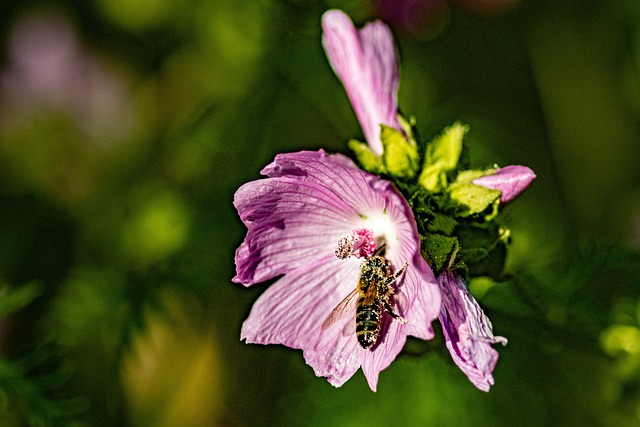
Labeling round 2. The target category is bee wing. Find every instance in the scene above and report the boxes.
[362,278,378,306]
[321,288,358,332]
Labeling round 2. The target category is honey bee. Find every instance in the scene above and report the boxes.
[321,247,408,349]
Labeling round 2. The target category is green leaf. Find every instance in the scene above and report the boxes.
[421,234,459,272]
[380,125,419,178]
[348,139,382,174]
[427,214,458,235]
[0,282,43,318]
[457,223,508,278]
[418,122,467,192]
[0,347,86,427]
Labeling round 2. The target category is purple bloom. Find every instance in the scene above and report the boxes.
[374,0,519,37]
[472,165,536,204]
[374,0,450,38]
[438,270,507,391]
[322,10,401,157]
[0,12,134,142]
[233,150,440,391]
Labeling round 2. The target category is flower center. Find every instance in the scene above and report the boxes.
[335,228,376,259]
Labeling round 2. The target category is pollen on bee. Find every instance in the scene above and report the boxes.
[335,228,376,259]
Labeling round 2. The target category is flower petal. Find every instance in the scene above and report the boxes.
[234,151,392,286]
[438,270,506,391]
[361,315,406,391]
[304,315,363,387]
[234,149,442,389]
[322,10,400,156]
[241,255,360,349]
[400,262,439,340]
[242,253,367,386]
[260,150,388,214]
[472,165,536,204]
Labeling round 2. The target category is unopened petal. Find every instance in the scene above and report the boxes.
[472,165,536,204]
[322,10,400,156]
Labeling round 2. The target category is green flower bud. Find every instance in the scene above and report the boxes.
[448,182,501,218]
[380,124,419,178]
[419,122,467,192]
[348,139,383,174]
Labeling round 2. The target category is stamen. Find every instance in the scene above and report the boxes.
[335,228,376,259]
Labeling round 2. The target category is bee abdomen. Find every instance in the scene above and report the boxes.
[356,303,381,349]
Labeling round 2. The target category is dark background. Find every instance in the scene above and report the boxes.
[0,0,639,425]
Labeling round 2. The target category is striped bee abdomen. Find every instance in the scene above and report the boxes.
[355,298,382,349]
[321,253,406,350]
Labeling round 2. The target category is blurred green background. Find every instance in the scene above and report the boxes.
[0,0,639,426]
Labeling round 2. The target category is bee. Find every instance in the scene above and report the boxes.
[321,247,407,349]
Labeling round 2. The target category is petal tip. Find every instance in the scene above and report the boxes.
[321,9,352,29]
[472,164,537,203]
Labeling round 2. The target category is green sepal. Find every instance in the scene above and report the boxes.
[348,139,382,174]
[453,169,489,184]
[426,213,458,235]
[397,114,417,138]
[380,124,419,178]
[448,182,501,218]
[421,233,459,273]
[418,122,467,192]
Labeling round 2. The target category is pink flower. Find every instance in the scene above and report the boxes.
[438,270,507,391]
[374,0,519,38]
[233,150,440,391]
[472,165,536,204]
[0,12,134,142]
[322,10,401,157]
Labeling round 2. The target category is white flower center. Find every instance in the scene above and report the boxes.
[360,210,397,253]
[336,211,399,260]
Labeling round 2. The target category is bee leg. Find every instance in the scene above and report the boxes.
[380,262,408,324]
[381,297,407,324]
[384,263,408,287]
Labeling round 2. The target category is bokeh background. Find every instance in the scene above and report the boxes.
[0,0,639,425]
